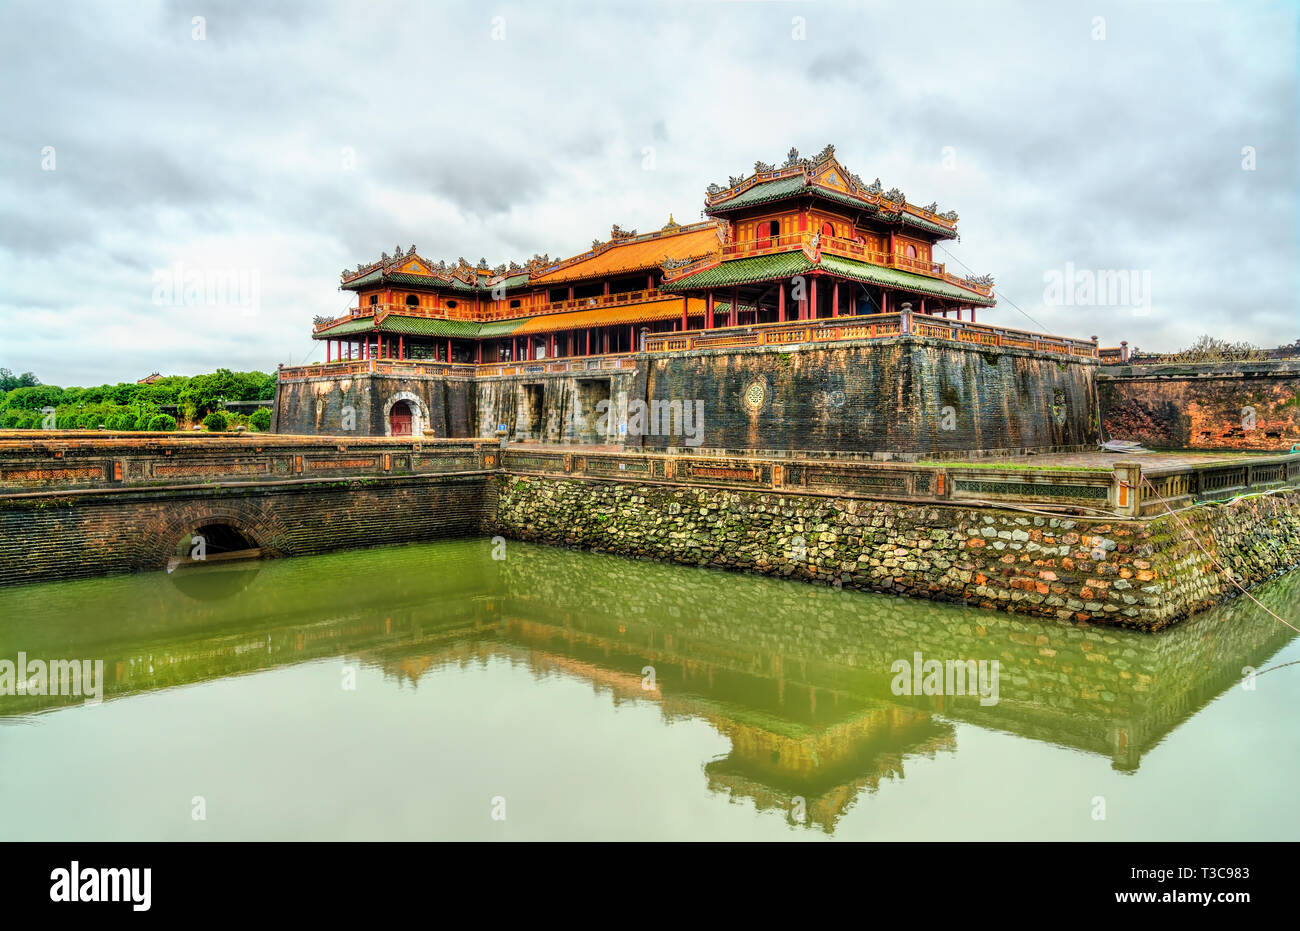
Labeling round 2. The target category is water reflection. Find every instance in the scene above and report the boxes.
[1,540,1296,833]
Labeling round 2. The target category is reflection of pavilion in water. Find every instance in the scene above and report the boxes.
[4,542,1297,832]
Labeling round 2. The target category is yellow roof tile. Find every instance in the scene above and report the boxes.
[510,298,702,334]
[531,224,722,285]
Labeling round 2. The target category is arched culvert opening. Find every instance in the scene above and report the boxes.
[171,522,264,569]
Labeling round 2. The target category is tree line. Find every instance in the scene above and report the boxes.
[0,368,275,432]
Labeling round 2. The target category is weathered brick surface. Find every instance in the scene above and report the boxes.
[0,475,489,586]
[1099,361,1300,450]
[274,337,1099,455]
[274,371,477,437]
[491,475,1300,630]
[645,337,1099,454]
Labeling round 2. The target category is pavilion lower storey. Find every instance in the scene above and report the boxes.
[319,279,985,364]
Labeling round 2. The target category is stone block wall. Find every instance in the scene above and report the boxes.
[274,370,477,437]
[475,368,644,444]
[274,337,1100,456]
[644,337,1099,455]
[490,475,1300,630]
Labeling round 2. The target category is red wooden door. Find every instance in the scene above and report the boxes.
[389,401,412,436]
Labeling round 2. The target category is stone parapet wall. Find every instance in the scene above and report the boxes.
[491,475,1300,631]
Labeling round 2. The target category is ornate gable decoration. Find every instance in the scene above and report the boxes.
[704,144,959,235]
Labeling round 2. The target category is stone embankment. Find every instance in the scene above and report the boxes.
[492,475,1300,630]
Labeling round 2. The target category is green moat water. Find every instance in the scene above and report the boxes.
[1,539,1297,840]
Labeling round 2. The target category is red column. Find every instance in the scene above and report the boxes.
[706,292,714,329]
[832,283,839,317]
[682,300,688,331]
[586,329,591,355]
[647,274,654,291]
[778,283,785,322]
[447,338,452,362]
[476,341,482,363]
[920,298,926,316]
[628,325,633,351]
[810,277,818,321]
[326,341,331,363]
[970,307,977,324]
[730,287,738,326]
[882,289,889,315]
[398,335,403,359]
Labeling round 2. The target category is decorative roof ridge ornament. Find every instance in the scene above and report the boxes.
[662,213,681,231]
[610,224,637,241]
[965,273,995,289]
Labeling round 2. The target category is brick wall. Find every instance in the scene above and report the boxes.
[0,474,490,586]
[1099,360,1300,450]
[643,337,1099,454]
[274,371,477,437]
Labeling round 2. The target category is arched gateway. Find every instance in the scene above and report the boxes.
[382,392,429,437]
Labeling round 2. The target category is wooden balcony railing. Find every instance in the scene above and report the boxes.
[643,312,1098,358]
[317,289,677,333]
[692,233,994,298]
[720,233,807,259]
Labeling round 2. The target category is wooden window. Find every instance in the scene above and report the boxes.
[405,295,419,307]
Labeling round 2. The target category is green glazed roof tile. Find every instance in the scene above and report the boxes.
[661,252,815,290]
[818,255,996,305]
[663,251,994,305]
[315,314,528,339]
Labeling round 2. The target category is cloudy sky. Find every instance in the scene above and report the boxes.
[2,0,1295,386]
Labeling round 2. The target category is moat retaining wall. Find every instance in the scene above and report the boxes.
[490,475,1300,631]
[0,474,490,587]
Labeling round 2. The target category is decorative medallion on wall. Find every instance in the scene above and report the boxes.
[743,381,766,412]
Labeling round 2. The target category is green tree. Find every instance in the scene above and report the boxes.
[249,408,272,431]
[203,411,229,432]
[0,369,40,393]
